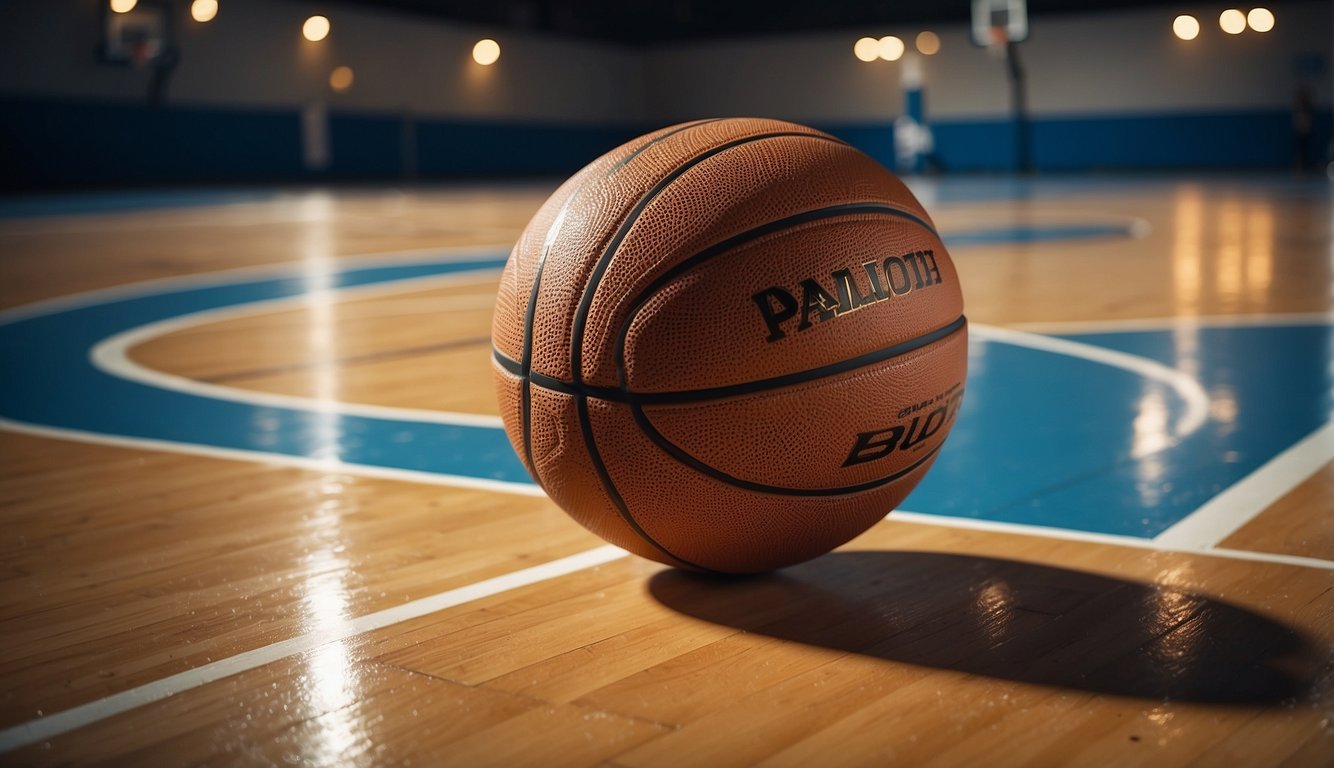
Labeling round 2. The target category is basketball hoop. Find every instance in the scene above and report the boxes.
[972,0,1028,48]
[128,36,162,69]
[99,0,169,68]
[986,25,1009,59]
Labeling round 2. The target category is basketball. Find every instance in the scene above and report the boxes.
[491,117,966,573]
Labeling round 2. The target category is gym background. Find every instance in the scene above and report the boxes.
[0,0,1329,189]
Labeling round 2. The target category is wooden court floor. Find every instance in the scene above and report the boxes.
[0,176,1330,766]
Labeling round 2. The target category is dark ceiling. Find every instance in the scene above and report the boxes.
[330,0,1189,43]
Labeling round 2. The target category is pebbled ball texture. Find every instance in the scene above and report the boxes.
[491,118,966,573]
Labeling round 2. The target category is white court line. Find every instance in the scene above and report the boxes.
[90,278,507,429]
[4,255,1327,561]
[1153,423,1334,550]
[1006,311,1334,335]
[1,508,1327,755]
[9,413,1324,570]
[0,243,510,324]
[971,323,1210,439]
[0,418,545,498]
[891,511,1334,570]
[3,223,1328,754]
[0,544,629,754]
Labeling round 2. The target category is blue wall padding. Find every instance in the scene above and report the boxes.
[414,119,642,176]
[0,97,305,187]
[828,110,1331,172]
[328,112,406,178]
[1,95,1330,189]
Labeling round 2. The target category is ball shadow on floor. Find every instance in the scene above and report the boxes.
[647,550,1324,704]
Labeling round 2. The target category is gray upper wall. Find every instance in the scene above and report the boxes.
[0,0,647,122]
[0,0,1328,124]
[644,1,1331,123]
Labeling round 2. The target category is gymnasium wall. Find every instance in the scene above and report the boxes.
[0,0,647,187]
[0,0,1329,187]
[645,1,1333,171]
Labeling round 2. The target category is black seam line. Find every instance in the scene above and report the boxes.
[633,405,946,496]
[563,127,847,573]
[517,118,722,482]
[497,315,967,406]
[568,129,848,387]
[573,396,713,572]
[614,202,939,386]
[609,118,727,173]
[493,349,524,376]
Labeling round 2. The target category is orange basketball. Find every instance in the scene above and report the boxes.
[491,118,966,573]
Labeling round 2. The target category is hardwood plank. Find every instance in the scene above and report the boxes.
[1220,462,1334,560]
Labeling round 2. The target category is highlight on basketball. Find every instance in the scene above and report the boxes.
[0,1,1329,765]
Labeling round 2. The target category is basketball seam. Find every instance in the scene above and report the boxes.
[612,202,940,391]
[497,320,962,496]
[568,130,848,385]
[629,329,963,495]
[632,410,946,496]
[493,316,966,405]
[517,118,722,489]
[567,127,846,572]
[520,118,741,572]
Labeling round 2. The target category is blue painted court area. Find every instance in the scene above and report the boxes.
[1,240,1328,540]
[908,324,1332,536]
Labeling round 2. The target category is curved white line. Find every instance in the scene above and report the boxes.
[90,272,507,429]
[1006,311,1334,335]
[0,244,510,324]
[971,323,1210,440]
[95,299,1210,442]
[19,247,1290,506]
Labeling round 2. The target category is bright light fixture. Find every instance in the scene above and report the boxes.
[878,35,904,62]
[853,37,879,62]
[473,38,500,65]
[191,0,217,23]
[1173,14,1200,40]
[1219,9,1246,35]
[303,15,330,42]
[1247,8,1274,32]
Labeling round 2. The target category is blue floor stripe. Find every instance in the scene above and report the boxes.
[1,228,1328,539]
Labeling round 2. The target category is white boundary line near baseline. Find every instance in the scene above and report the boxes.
[890,511,1333,570]
[1153,422,1333,550]
[6,414,1324,570]
[0,544,630,754]
[0,418,546,498]
[0,507,1326,755]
